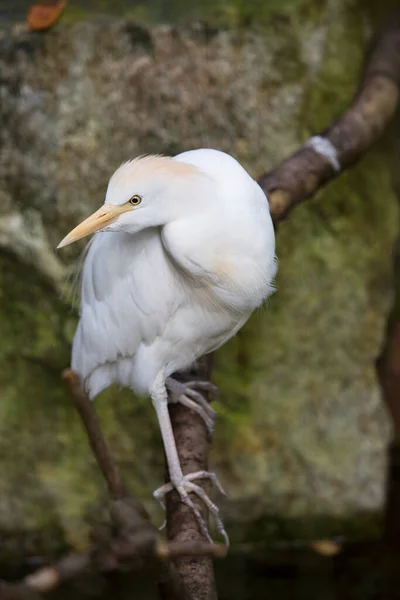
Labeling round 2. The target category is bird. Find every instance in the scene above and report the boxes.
[58,148,277,543]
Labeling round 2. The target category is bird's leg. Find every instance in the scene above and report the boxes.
[165,376,217,437]
[150,374,228,545]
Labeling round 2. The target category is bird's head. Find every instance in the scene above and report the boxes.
[57,155,207,248]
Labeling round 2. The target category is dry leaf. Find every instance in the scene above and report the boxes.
[27,0,66,31]
[310,540,341,557]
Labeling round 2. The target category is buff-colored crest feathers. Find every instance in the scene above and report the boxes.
[110,154,200,187]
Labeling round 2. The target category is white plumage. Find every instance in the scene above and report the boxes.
[58,148,277,543]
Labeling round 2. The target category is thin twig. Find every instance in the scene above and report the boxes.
[0,538,225,598]
[62,369,128,501]
[20,540,225,593]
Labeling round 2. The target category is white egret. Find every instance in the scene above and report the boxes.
[58,149,277,543]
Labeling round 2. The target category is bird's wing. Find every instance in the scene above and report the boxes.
[71,228,180,396]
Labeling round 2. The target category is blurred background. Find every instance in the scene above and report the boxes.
[1,0,400,598]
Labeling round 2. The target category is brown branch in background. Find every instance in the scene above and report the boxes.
[5,539,224,594]
[376,226,400,548]
[377,317,400,435]
[62,369,128,501]
[0,535,225,599]
[259,11,400,223]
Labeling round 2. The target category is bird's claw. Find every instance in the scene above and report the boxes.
[185,379,220,399]
[154,470,229,546]
[166,377,217,437]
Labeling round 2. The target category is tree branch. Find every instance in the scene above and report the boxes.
[62,369,128,501]
[259,11,400,223]
[167,355,218,600]
[0,537,226,599]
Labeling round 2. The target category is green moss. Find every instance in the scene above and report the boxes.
[299,9,364,137]
[59,0,325,29]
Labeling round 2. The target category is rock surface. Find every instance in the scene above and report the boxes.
[0,0,397,554]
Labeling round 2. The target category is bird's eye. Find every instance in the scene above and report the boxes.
[129,195,142,206]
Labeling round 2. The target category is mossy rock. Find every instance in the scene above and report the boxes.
[0,0,397,556]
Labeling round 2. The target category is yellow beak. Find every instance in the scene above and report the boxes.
[57,203,131,248]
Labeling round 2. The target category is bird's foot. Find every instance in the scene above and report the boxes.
[154,470,229,546]
[165,377,218,437]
